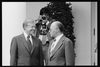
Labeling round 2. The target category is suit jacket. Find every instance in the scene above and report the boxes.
[46,35,75,66]
[10,33,44,66]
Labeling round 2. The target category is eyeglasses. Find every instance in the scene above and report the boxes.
[27,25,36,29]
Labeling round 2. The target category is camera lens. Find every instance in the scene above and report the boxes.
[42,17,46,20]
[39,19,42,22]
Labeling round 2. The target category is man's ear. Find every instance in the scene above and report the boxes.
[24,26,27,30]
[56,28,59,33]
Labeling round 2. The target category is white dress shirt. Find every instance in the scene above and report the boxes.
[50,34,63,52]
[24,32,33,45]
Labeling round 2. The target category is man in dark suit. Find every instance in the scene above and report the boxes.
[46,21,75,66]
[10,19,44,66]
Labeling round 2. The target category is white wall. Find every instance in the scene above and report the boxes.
[2,2,26,66]
[95,2,97,48]
[26,2,49,20]
[71,2,91,65]
[91,2,97,65]
[94,2,97,65]
[95,2,97,65]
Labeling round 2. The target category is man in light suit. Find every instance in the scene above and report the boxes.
[46,21,75,66]
[10,19,44,66]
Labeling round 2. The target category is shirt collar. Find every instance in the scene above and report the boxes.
[55,34,63,41]
[24,32,28,40]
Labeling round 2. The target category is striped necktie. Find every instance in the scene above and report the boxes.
[50,39,56,56]
[27,35,32,52]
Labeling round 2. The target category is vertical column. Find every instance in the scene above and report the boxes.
[2,2,26,66]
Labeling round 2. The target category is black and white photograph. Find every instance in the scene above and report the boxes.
[2,2,97,66]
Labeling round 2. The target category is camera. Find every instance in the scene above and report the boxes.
[36,16,49,35]
[42,17,46,20]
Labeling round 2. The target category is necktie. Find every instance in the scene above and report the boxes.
[50,39,56,56]
[27,35,32,52]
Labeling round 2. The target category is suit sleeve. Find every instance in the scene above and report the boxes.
[10,37,18,66]
[39,39,44,66]
[64,39,75,66]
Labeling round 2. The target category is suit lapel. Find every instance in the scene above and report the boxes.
[30,36,36,54]
[50,35,65,59]
[20,33,30,54]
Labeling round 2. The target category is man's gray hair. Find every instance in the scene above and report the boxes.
[23,18,35,30]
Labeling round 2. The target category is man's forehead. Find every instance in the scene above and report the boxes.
[50,22,57,28]
[51,21,61,28]
[50,25,56,29]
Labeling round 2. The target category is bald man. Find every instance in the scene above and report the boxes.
[46,21,75,66]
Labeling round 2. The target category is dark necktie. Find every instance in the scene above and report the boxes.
[27,35,32,52]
